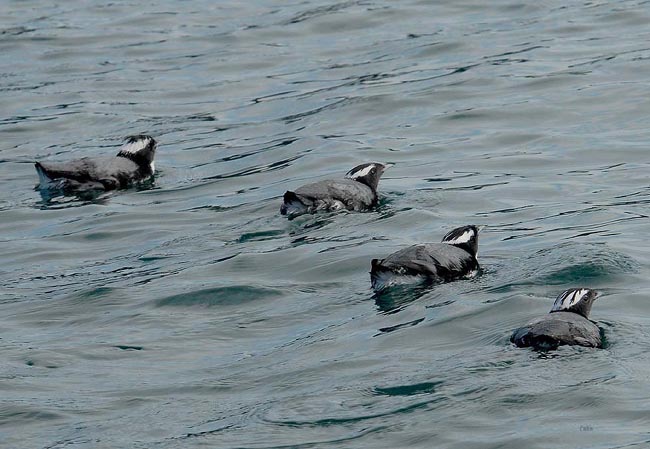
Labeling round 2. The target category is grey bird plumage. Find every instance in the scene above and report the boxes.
[370,225,481,292]
[35,135,157,192]
[280,162,387,218]
[511,288,602,350]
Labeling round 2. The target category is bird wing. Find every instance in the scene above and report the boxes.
[35,158,101,183]
[373,244,477,280]
[511,313,601,348]
[294,179,375,209]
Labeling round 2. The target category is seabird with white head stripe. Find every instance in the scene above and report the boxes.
[370,225,482,292]
[35,135,157,193]
[280,162,388,218]
[511,288,602,350]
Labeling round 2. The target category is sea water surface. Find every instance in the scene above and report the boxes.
[2,1,650,448]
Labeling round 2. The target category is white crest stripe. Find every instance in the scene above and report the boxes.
[348,164,374,178]
[119,137,151,154]
[445,230,474,245]
[552,288,589,312]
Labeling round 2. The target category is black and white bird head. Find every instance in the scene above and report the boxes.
[441,225,481,257]
[550,288,599,318]
[116,135,157,175]
[345,162,388,191]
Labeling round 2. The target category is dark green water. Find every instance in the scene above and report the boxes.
[2,1,650,448]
